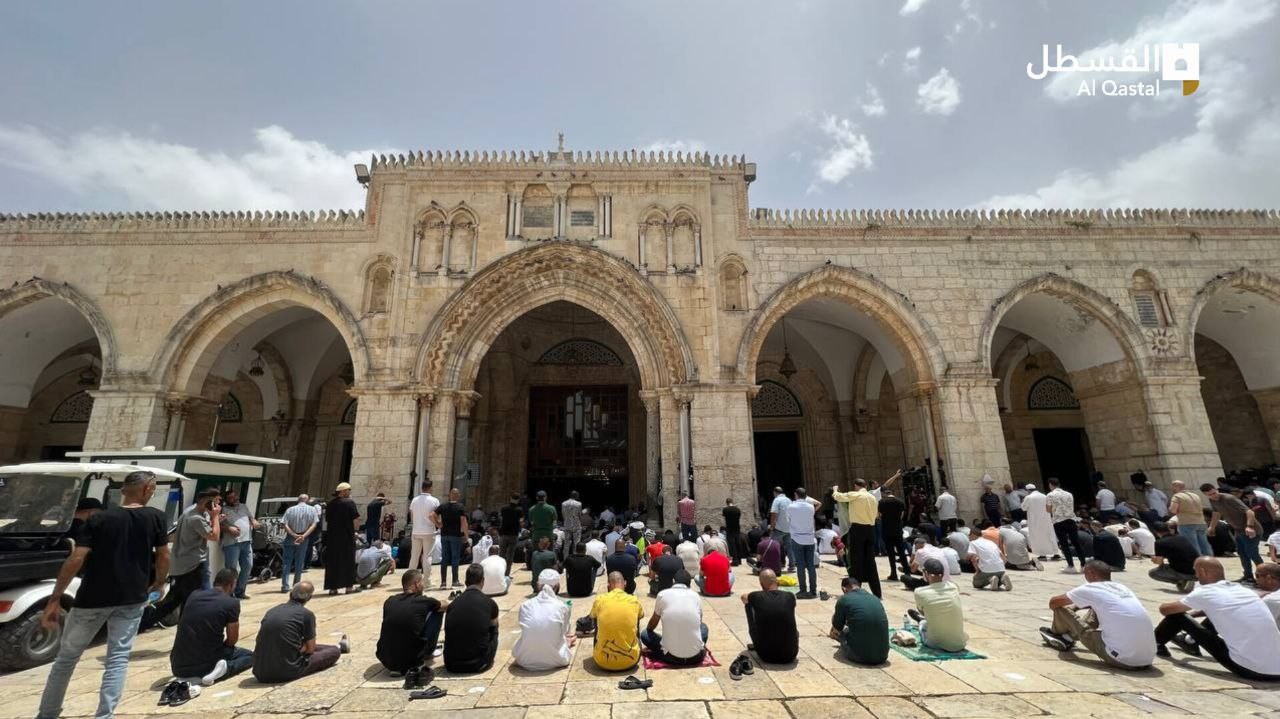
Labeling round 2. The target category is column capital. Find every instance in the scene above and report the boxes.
[453,390,481,417]
[638,389,661,412]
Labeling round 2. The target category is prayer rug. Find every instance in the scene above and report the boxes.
[887,626,985,661]
[641,648,721,669]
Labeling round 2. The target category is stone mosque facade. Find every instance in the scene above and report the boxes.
[2,145,1280,526]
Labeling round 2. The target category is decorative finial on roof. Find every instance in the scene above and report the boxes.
[557,131,565,153]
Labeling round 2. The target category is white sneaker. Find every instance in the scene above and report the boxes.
[433,645,444,658]
[201,659,228,686]
[1000,574,1013,591]
[987,577,1000,591]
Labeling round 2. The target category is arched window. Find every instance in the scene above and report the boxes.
[1027,377,1080,410]
[751,380,803,418]
[537,339,623,366]
[1130,269,1171,328]
[50,390,94,423]
[341,399,358,425]
[218,394,244,423]
[364,263,393,314]
[720,257,748,310]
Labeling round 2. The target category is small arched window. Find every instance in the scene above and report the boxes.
[1130,270,1171,328]
[1027,377,1080,410]
[720,257,748,310]
[50,391,94,423]
[218,394,244,423]
[751,380,803,418]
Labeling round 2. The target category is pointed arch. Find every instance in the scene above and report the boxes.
[150,271,370,396]
[0,278,118,376]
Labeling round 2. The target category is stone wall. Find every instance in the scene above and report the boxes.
[1196,334,1274,471]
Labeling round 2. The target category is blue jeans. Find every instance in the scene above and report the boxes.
[282,535,307,589]
[1178,524,1212,557]
[790,542,817,594]
[777,531,793,569]
[640,624,709,665]
[1235,532,1262,580]
[439,535,463,585]
[223,541,253,596]
[38,602,145,719]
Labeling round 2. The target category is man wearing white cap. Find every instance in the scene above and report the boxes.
[1021,483,1058,560]
[511,569,575,670]
[323,483,361,595]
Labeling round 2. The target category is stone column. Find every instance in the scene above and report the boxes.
[451,391,480,505]
[438,226,452,276]
[83,385,171,451]
[658,391,684,527]
[664,223,675,272]
[687,384,758,528]
[424,391,456,495]
[933,371,1013,521]
[413,392,434,483]
[638,223,647,274]
[347,389,419,511]
[1250,386,1280,463]
[1141,369,1224,491]
[693,223,703,271]
[639,390,662,511]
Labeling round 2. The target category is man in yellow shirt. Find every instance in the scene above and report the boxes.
[590,571,645,671]
[833,471,901,598]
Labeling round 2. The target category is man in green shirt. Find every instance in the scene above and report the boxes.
[907,558,968,652]
[828,576,889,665]
[528,490,558,546]
[528,536,559,592]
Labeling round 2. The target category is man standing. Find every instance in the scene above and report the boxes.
[253,582,348,682]
[376,569,447,677]
[741,569,798,664]
[219,489,258,600]
[281,494,318,592]
[1039,560,1155,669]
[1046,478,1084,572]
[785,488,818,598]
[1204,483,1263,584]
[323,482,361,596]
[437,487,469,589]
[365,492,389,544]
[722,498,746,566]
[1022,484,1057,560]
[1169,480,1211,556]
[829,576,889,665]
[833,476,887,597]
[499,493,522,577]
[527,490,557,557]
[145,489,222,629]
[560,490,584,562]
[408,479,441,586]
[1155,557,1280,680]
[980,485,1003,528]
[37,471,170,719]
[170,568,254,685]
[677,490,697,543]
[935,487,958,534]
[879,487,909,581]
[1005,484,1028,522]
[1144,481,1170,520]
[768,486,793,573]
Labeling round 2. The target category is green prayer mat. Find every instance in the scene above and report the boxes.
[888,626,985,661]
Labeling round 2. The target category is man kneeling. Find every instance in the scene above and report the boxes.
[253,582,348,683]
[356,539,395,589]
[641,570,707,665]
[170,568,253,686]
[741,570,798,664]
[829,576,888,665]
[376,569,448,676]
[906,559,968,653]
[1040,560,1154,669]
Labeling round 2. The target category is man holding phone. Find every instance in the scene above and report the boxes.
[142,488,222,630]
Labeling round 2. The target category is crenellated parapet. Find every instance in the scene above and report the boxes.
[0,209,366,233]
[748,207,1280,229]
[369,149,750,173]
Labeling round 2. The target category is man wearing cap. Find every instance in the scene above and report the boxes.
[323,483,361,595]
[527,490,557,565]
[906,558,968,653]
[1021,484,1057,559]
[512,569,575,670]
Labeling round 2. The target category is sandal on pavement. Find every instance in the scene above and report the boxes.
[618,675,652,690]
[409,686,448,700]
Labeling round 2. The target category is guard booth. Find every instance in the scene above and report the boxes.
[65,449,289,571]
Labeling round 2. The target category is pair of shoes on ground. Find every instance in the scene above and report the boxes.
[403,665,435,689]
[618,674,652,690]
[728,653,755,680]
[795,591,818,599]
[158,680,201,707]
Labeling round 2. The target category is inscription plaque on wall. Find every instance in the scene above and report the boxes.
[570,210,595,226]
[523,205,553,227]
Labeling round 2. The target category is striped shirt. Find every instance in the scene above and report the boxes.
[283,503,318,535]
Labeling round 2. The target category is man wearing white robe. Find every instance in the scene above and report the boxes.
[511,569,575,670]
[1022,484,1058,559]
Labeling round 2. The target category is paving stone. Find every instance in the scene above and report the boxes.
[472,681,563,708]
[857,696,932,719]
[920,693,1045,717]
[611,701,710,719]
[706,699,787,719]
[785,697,873,718]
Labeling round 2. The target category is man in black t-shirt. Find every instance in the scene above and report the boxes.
[443,564,500,673]
[253,582,346,683]
[1088,521,1126,571]
[171,568,253,684]
[878,490,909,580]
[438,488,470,589]
[649,545,684,597]
[740,569,798,664]
[376,569,448,673]
[746,524,765,557]
[605,538,640,594]
[722,499,746,565]
[38,471,170,719]
[564,543,601,597]
[499,493,523,577]
[1149,522,1198,591]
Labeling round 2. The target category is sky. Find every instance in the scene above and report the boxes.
[0,0,1277,213]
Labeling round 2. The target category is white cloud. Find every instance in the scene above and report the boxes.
[916,68,962,115]
[814,114,874,184]
[642,139,707,154]
[861,83,887,117]
[900,0,929,15]
[903,46,922,73]
[0,125,387,210]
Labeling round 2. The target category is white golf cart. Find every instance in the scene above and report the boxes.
[0,462,192,671]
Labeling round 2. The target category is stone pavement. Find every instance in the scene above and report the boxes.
[4,556,1279,719]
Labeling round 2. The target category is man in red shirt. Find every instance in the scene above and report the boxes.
[697,549,733,596]
[644,537,667,568]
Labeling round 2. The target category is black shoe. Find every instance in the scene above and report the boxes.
[907,608,924,624]
[403,668,422,689]
[729,655,744,680]
[1171,632,1202,657]
[1039,627,1071,651]
[1155,644,1171,658]
[737,653,754,675]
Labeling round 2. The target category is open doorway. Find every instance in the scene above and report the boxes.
[753,431,802,522]
[1032,428,1093,498]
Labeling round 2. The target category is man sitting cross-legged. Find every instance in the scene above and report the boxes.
[1039,560,1155,669]
[1154,557,1280,680]
[649,544,684,597]
[443,564,501,674]
[512,569,575,670]
[590,571,645,671]
[252,581,349,683]
[528,536,559,592]
[606,537,640,594]
[480,543,513,596]
[697,547,733,597]
[170,568,253,686]
[828,576,888,665]
[905,558,968,653]
[641,570,708,665]
[375,569,448,678]
[740,569,798,664]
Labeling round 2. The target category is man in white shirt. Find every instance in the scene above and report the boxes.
[785,489,819,597]
[1268,529,1280,563]
[640,571,707,665]
[935,489,958,534]
[768,486,793,572]
[585,531,608,576]
[1143,482,1170,519]
[815,522,840,555]
[967,528,1013,591]
[698,526,728,557]
[1004,484,1028,522]
[902,536,949,590]
[1154,557,1280,680]
[471,527,495,563]
[676,539,701,579]
[1124,520,1155,556]
[356,540,395,589]
[511,569,575,670]
[408,479,441,587]
[480,544,511,596]
[1096,482,1118,522]
[599,507,616,529]
[1256,562,1280,628]
[1022,484,1057,560]
[1039,560,1155,669]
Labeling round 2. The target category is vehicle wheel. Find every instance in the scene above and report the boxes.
[258,567,274,584]
[0,604,65,671]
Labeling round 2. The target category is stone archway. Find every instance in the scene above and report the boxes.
[0,278,118,376]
